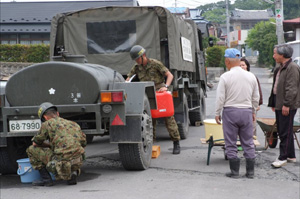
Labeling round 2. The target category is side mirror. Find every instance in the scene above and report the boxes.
[208,37,214,47]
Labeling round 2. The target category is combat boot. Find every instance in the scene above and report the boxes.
[226,158,240,179]
[173,141,180,154]
[32,168,53,186]
[67,170,78,185]
[245,158,255,179]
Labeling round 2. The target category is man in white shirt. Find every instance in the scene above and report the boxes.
[215,48,259,179]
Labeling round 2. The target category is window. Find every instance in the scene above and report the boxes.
[20,40,30,45]
[241,24,250,30]
[0,34,17,44]
[19,33,49,45]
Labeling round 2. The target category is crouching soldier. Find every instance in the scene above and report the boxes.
[26,102,87,186]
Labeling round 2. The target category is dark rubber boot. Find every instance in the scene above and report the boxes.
[67,171,78,185]
[173,141,180,154]
[32,168,53,186]
[225,158,240,179]
[246,158,255,179]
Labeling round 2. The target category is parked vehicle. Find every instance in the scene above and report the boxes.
[0,6,208,174]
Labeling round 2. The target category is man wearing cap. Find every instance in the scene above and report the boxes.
[26,102,87,186]
[215,48,259,178]
[126,45,181,154]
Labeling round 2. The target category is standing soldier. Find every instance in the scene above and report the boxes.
[26,102,87,186]
[126,45,181,154]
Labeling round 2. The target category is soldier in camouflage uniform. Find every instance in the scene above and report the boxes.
[126,45,181,154]
[26,102,87,186]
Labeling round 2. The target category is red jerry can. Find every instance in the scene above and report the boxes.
[151,91,174,118]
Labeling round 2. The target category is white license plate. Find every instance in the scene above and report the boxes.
[9,120,41,132]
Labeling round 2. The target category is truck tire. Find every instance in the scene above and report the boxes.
[177,94,189,139]
[0,137,31,174]
[189,89,206,126]
[118,94,153,170]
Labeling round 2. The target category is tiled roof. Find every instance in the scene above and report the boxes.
[0,1,137,24]
[231,8,274,21]
[283,18,300,24]
[0,1,137,33]
[1,24,50,33]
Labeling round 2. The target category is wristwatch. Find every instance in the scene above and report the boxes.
[165,84,169,88]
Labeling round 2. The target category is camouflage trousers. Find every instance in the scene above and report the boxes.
[152,116,181,141]
[26,145,84,181]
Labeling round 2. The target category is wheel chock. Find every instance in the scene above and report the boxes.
[152,145,160,158]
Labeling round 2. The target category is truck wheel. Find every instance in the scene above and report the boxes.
[189,89,206,126]
[177,94,189,139]
[0,137,31,174]
[118,94,153,170]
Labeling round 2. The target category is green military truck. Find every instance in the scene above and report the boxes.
[50,6,207,134]
[0,6,207,174]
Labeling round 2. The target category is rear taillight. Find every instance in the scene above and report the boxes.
[111,92,123,102]
[101,91,124,103]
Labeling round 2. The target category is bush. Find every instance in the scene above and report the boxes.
[206,45,227,69]
[0,44,50,63]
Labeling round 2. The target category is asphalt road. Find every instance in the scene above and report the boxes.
[0,66,299,199]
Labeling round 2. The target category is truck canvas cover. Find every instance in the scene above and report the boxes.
[50,6,197,75]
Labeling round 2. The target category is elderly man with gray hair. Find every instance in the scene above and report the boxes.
[215,48,259,179]
[268,44,300,168]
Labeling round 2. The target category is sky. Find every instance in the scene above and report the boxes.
[0,0,224,9]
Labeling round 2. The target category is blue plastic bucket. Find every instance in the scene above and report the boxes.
[17,158,41,183]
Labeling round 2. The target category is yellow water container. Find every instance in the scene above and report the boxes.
[203,119,224,140]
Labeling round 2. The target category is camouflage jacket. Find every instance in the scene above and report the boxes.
[32,117,86,160]
[127,58,168,89]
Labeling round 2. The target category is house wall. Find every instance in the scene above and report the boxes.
[287,40,300,60]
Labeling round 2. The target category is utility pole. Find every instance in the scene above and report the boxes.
[226,0,230,47]
[274,0,285,44]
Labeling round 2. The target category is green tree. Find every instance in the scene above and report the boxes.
[203,8,227,24]
[283,0,300,20]
[206,45,227,69]
[234,0,273,10]
[203,36,218,49]
[245,19,277,67]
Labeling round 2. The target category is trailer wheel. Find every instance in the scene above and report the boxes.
[189,89,206,126]
[0,137,31,174]
[118,94,153,170]
[177,94,189,139]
